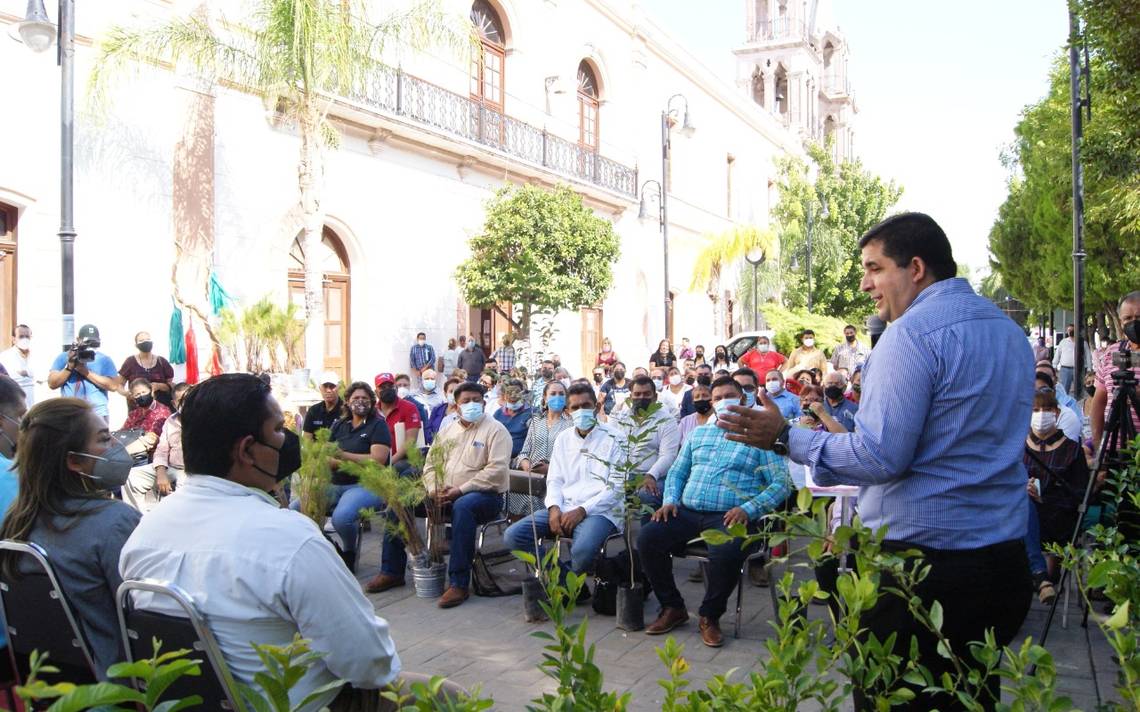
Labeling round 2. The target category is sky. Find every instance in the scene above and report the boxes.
[642,0,1070,274]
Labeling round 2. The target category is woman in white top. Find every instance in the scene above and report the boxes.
[658,366,690,421]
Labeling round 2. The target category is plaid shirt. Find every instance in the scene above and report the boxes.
[663,423,791,521]
[491,346,516,372]
[409,342,436,370]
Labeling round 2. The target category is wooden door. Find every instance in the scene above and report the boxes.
[581,307,602,377]
[0,205,16,341]
[288,275,350,382]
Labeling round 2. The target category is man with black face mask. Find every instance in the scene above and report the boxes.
[375,373,421,475]
[821,371,858,432]
[121,373,402,710]
[531,359,556,407]
[609,375,680,513]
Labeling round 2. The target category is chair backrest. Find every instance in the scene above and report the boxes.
[0,539,98,684]
[116,579,244,711]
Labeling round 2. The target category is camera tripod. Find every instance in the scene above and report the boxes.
[1036,356,1140,647]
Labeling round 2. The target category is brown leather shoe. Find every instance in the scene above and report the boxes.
[699,616,724,648]
[364,573,405,594]
[437,585,469,609]
[645,606,689,635]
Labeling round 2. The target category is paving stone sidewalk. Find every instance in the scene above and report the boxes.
[355,529,1121,710]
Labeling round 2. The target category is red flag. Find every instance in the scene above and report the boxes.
[184,321,200,384]
[210,345,223,378]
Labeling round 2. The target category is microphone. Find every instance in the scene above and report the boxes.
[866,315,887,348]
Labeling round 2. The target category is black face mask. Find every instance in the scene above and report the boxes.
[379,387,398,404]
[613,370,625,380]
[136,341,154,353]
[846,335,856,343]
[685,376,695,386]
[825,386,844,401]
[1125,320,1140,345]
[693,399,712,415]
[541,369,554,380]
[134,393,154,408]
[593,374,603,383]
[1086,381,1097,398]
[253,429,301,482]
[631,398,652,413]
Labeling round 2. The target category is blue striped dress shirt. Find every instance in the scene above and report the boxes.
[788,278,1033,549]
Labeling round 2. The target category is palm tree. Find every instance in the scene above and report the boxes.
[92,0,474,371]
[689,225,779,335]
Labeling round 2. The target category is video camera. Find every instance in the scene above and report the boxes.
[1111,349,1140,371]
[69,337,98,364]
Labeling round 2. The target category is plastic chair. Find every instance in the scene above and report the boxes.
[671,540,776,638]
[117,578,245,711]
[0,540,98,685]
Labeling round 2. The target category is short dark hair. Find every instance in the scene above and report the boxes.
[172,382,192,399]
[181,374,275,476]
[128,378,152,391]
[711,375,742,395]
[733,367,758,386]
[12,324,28,337]
[566,382,597,404]
[454,382,486,400]
[1034,371,1056,390]
[631,375,656,392]
[858,212,957,281]
[0,376,25,413]
[801,329,815,337]
[416,332,426,338]
[697,364,712,373]
[844,324,856,331]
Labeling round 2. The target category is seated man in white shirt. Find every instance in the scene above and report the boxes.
[503,383,624,577]
[119,374,400,711]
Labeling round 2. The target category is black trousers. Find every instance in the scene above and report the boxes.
[638,506,755,620]
[853,538,1033,712]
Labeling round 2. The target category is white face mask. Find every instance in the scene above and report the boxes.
[766,379,783,394]
[397,386,409,399]
[1031,411,1057,434]
[669,374,682,386]
[757,343,770,353]
[802,338,815,348]
[15,338,30,350]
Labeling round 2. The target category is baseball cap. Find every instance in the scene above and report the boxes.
[319,371,339,386]
[77,324,100,341]
[374,372,395,388]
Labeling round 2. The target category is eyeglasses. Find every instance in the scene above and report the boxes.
[348,397,371,404]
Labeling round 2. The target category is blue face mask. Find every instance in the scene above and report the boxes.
[713,399,737,416]
[743,391,757,408]
[571,408,597,431]
[422,379,436,392]
[547,395,567,412]
[459,401,484,423]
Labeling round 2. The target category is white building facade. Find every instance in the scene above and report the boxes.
[0,0,852,404]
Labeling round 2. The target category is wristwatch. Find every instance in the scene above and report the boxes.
[771,423,791,456]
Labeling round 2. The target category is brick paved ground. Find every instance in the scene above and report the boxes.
[355,527,1119,711]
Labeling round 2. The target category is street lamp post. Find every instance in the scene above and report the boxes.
[658,94,695,343]
[745,247,766,330]
[16,0,77,350]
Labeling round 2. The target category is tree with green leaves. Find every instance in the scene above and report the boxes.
[689,225,778,332]
[771,142,903,318]
[455,184,620,345]
[91,0,472,371]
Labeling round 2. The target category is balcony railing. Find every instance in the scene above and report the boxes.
[347,64,637,198]
[752,18,806,42]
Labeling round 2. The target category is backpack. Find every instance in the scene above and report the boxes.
[592,549,651,616]
[472,548,525,597]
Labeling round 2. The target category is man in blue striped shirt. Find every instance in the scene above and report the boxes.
[719,213,1033,711]
[639,376,790,648]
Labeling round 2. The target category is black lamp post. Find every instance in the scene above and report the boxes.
[657,94,695,342]
[16,0,77,350]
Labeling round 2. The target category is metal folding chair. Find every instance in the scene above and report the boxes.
[672,540,777,638]
[116,578,245,711]
[0,540,98,685]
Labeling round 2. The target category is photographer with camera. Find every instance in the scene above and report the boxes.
[47,324,122,422]
[1090,292,1140,447]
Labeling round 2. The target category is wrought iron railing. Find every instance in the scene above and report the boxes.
[343,64,637,198]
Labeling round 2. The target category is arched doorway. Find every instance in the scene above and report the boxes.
[0,203,16,340]
[288,227,350,381]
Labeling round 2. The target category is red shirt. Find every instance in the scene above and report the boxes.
[122,402,172,437]
[739,349,786,377]
[379,399,422,448]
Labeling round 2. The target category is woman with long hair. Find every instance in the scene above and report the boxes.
[648,339,677,369]
[0,398,140,679]
[711,345,732,371]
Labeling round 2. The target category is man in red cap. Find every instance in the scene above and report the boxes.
[375,373,422,475]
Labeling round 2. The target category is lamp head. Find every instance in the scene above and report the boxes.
[745,247,765,265]
[17,0,55,53]
[679,107,696,137]
[638,193,652,221]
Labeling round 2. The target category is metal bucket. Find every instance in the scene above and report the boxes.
[412,562,446,598]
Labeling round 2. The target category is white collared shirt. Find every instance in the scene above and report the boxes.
[119,475,400,711]
[545,423,626,529]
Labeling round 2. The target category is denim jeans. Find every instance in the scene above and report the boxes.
[503,509,618,575]
[638,506,755,620]
[289,483,382,553]
[381,490,501,588]
[1059,366,1075,398]
[1023,500,1047,575]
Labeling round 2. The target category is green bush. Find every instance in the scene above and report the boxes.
[759,303,863,357]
